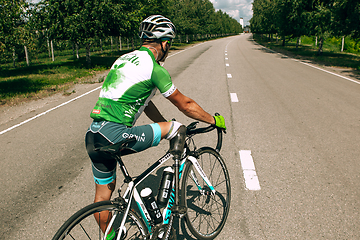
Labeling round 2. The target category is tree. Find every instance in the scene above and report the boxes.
[38,0,143,66]
[308,0,334,55]
[250,0,277,36]
[0,0,31,67]
[196,0,216,35]
[174,0,201,36]
[146,0,241,38]
[332,0,360,39]
[141,0,173,17]
[1,0,241,69]
[275,0,312,46]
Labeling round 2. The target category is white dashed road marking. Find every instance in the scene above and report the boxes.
[224,42,260,191]
[230,93,239,102]
[239,150,261,190]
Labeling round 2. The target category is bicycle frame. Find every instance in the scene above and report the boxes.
[108,145,217,240]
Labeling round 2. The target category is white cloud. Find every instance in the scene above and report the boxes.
[210,0,253,25]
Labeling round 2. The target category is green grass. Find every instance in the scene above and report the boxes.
[253,34,360,72]
[0,49,133,105]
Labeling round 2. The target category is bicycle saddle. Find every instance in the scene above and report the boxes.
[94,137,136,155]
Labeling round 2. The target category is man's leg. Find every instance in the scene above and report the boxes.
[157,121,172,138]
[157,121,183,140]
[158,121,186,158]
[94,180,116,234]
[88,121,182,237]
[95,180,116,202]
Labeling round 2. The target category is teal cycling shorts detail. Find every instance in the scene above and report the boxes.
[150,123,161,146]
[92,163,117,185]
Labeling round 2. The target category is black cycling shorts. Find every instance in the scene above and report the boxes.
[85,121,161,185]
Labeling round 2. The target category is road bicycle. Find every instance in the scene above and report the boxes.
[53,118,231,240]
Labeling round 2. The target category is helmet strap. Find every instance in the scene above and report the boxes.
[158,42,169,62]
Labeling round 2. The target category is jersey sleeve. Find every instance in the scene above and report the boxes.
[151,65,177,98]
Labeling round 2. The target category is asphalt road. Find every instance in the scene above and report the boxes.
[1,34,359,239]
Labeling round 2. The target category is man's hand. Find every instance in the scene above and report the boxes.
[213,115,226,130]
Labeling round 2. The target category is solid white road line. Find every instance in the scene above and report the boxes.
[0,86,102,135]
[239,150,261,190]
[297,61,360,85]
[230,93,239,102]
[257,42,360,85]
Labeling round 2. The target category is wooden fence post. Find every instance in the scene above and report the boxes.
[24,45,29,66]
[50,40,55,61]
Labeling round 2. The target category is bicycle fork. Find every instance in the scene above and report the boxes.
[187,156,216,196]
[160,154,217,239]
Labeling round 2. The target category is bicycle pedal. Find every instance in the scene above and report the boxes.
[171,205,187,216]
[153,225,176,240]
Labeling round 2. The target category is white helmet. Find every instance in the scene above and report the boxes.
[139,15,176,39]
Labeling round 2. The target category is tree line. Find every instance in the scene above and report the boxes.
[0,0,242,67]
[250,0,360,54]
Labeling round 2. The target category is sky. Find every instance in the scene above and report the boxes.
[210,0,253,26]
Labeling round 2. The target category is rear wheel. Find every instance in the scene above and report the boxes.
[52,200,148,240]
[181,147,231,239]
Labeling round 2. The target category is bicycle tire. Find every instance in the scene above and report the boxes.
[52,200,148,240]
[181,147,231,239]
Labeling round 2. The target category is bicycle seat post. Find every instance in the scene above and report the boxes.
[115,155,132,183]
[168,125,187,216]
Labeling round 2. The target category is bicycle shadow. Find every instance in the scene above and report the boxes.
[176,218,197,240]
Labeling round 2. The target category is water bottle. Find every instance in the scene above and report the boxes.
[157,167,174,205]
[140,188,162,224]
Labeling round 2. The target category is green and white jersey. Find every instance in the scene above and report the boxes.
[90,47,176,126]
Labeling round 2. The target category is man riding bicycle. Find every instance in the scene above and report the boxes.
[85,15,226,239]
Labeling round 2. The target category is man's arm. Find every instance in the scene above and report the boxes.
[144,100,167,122]
[167,89,215,125]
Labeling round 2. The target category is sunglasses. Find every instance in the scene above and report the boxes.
[162,39,172,47]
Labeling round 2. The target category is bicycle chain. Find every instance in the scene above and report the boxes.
[147,224,176,240]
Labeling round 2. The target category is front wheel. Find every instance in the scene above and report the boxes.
[181,147,231,239]
[52,200,148,240]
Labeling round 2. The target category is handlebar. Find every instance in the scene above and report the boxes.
[186,122,224,152]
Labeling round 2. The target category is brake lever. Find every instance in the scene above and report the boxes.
[187,121,199,130]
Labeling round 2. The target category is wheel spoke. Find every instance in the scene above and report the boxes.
[52,201,148,240]
[79,223,92,239]
[182,148,231,239]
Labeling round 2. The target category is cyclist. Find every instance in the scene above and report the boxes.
[85,15,226,239]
